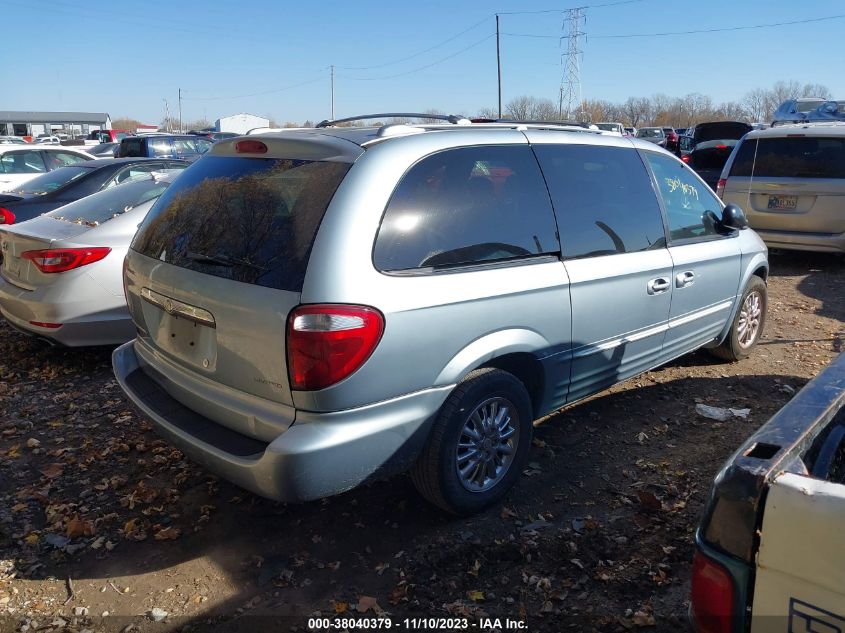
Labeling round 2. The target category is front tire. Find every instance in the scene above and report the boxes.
[710,275,767,361]
[411,368,533,515]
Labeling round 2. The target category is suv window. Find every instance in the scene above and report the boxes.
[132,156,351,292]
[150,138,172,157]
[645,152,722,242]
[1,150,46,174]
[121,138,144,157]
[374,145,559,271]
[534,144,665,259]
[730,136,845,179]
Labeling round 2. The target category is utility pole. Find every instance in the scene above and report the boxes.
[163,98,170,132]
[178,88,183,133]
[560,8,585,121]
[330,65,335,120]
[496,14,502,119]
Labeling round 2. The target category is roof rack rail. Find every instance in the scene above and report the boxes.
[316,113,471,128]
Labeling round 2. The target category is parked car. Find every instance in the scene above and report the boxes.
[0,145,93,194]
[210,132,238,141]
[595,122,624,134]
[675,128,687,136]
[0,158,187,225]
[662,127,680,153]
[623,126,637,137]
[692,352,845,633]
[85,142,120,159]
[117,134,213,162]
[87,129,131,144]
[35,135,62,145]
[111,120,768,515]
[0,136,26,145]
[679,121,753,189]
[636,126,667,146]
[719,123,845,253]
[0,172,181,345]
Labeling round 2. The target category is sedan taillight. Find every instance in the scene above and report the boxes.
[0,207,15,225]
[22,247,111,273]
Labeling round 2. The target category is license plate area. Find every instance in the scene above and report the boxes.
[767,195,798,210]
[157,313,217,371]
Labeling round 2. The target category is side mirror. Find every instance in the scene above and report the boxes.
[721,204,748,230]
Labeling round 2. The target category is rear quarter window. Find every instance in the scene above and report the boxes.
[131,156,351,292]
[730,136,845,179]
[373,145,560,271]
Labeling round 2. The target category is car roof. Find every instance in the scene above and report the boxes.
[745,122,845,139]
[210,123,670,162]
[75,157,188,168]
[0,145,93,156]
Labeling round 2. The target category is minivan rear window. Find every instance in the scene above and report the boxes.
[730,137,845,179]
[131,156,351,292]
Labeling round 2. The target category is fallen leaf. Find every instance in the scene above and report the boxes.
[40,463,64,479]
[500,507,518,519]
[633,611,656,627]
[66,516,95,539]
[333,601,348,614]
[24,533,39,546]
[636,489,663,511]
[154,526,181,541]
[356,595,379,613]
[467,590,485,602]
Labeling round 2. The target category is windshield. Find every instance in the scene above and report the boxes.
[46,176,172,226]
[637,128,663,138]
[10,165,93,195]
[596,123,618,132]
[695,123,751,143]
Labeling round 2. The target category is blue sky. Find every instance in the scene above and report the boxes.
[3,0,844,125]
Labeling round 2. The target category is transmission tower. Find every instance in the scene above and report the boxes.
[559,7,585,121]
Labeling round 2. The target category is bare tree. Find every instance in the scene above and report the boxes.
[801,83,832,99]
[742,88,769,123]
[622,96,651,128]
[504,96,557,121]
[475,107,498,120]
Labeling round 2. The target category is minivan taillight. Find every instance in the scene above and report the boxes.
[22,247,111,273]
[716,178,726,199]
[287,304,384,390]
[690,550,735,633]
[0,207,14,225]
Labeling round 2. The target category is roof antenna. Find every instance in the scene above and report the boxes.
[746,136,760,213]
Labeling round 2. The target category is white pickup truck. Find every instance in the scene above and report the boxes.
[691,352,845,632]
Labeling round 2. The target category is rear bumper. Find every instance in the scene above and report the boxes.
[753,228,845,254]
[112,341,452,502]
[0,274,132,346]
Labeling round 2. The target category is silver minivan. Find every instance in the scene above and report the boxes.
[112,119,769,514]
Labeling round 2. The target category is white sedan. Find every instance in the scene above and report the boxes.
[0,145,93,193]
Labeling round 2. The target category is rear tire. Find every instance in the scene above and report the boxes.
[710,275,767,362]
[411,368,533,515]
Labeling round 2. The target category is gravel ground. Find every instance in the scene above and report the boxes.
[0,250,842,633]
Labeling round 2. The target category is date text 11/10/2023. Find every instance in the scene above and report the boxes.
[307,616,529,631]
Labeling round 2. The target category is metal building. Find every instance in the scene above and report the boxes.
[0,111,111,140]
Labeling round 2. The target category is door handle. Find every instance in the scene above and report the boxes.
[647,277,670,295]
[676,271,695,288]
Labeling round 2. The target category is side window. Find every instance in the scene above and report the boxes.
[46,151,88,170]
[150,139,172,157]
[122,139,144,157]
[110,163,159,187]
[1,150,47,174]
[645,152,723,242]
[534,144,666,259]
[374,145,559,271]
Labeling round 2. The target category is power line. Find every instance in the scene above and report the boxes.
[495,0,644,16]
[593,12,845,38]
[338,16,490,70]
[338,34,495,82]
[182,74,328,101]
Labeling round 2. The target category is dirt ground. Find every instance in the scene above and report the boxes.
[1,250,843,633]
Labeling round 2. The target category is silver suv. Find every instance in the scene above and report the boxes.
[112,115,769,514]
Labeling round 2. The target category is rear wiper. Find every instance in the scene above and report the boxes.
[185,251,266,271]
